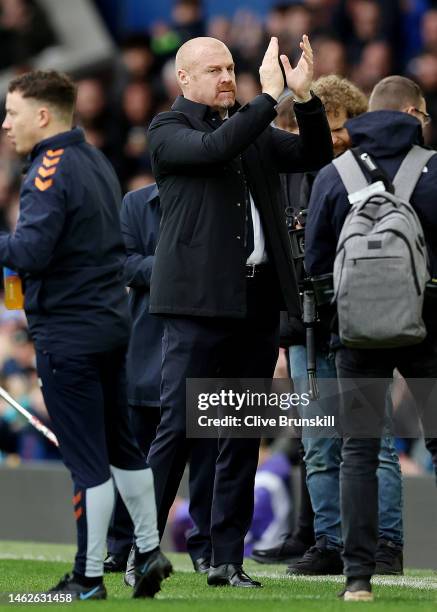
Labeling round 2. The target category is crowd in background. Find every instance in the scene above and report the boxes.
[0,0,436,472]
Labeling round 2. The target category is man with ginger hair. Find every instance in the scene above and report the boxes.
[147,35,333,587]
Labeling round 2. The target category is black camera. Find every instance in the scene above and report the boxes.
[285,207,308,261]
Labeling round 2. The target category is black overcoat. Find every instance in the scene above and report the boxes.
[148,93,333,318]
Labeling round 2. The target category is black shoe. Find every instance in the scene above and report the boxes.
[375,539,403,575]
[124,546,135,587]
[251,536,311,564]
[339,577,373,602]
[48,574,107,600]
[104,552,130,573]
[193,557,210,574]
[207,564,262,588]
[286,542,343,575]
[133,549,173,598]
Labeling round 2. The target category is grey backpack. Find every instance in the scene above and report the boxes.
[332,145,435,348]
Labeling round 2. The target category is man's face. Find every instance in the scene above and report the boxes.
[2,91,42,156]
[327,107,351,157]
[180,45,237,113]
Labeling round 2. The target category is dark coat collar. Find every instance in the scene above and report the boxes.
[171,95,240,122]
[30,127,85,161]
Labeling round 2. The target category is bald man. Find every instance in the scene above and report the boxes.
[147,36,333,587]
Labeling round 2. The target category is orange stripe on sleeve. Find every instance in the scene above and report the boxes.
[72,491,82,506]
[34,177,53,191]
[38,166,57,178]
[42,156,61,168]
[46,148,64,157]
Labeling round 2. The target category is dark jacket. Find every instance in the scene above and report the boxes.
[0,128,131,354]
[148,93,333,318]
[305,111,437,278]
[121,184,162,407]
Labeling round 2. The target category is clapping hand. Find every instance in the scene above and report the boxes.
[259,37,285,102]
[280,35,313,103]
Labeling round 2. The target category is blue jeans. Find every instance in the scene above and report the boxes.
[289,345,403,550]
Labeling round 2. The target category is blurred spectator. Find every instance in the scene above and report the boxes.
[149,0,206,69]
[332,0,401,69]
[207,15,232,46]
[75,78,107,126]
[408,52,437,146]
[0,164,18,232]
[267,2,313,62]
[1,326,35,378]
[116,81,155,184]
[0,0,56,70]
[305,0,340,35]
[122,81,155,129]
[236,72,261,105]
[312,36,348,78]
[172,0,205,43]
[110,34,156,109]
[351,40,392,95]
[229,10,266,73]
[74,78,119,159]
[120,34,155,81]
[0,318,59,462]
[153,59,180,113]
[421,8,437,55]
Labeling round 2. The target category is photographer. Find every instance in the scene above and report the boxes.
[305,75,437,600]
[254,77,403,578]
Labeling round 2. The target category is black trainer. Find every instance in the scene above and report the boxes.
[48,574,107,600]
[339,576,373,602]
[193,557,211,574]
[286,542,343,575]
[104,551,130,573]
[375,539,403,575]
[133,549,173,598]
[251,536,311,564]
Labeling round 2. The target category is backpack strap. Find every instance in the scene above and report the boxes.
[332,150,369,195]
[393,145,436,201]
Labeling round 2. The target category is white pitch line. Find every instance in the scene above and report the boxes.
[0,553,71,562]
[258,573,437,590]
[1,554,436,592]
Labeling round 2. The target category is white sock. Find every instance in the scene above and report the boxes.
[110,465,160,553]
[84,478,115,577]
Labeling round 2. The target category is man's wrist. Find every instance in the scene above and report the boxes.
[292,90,313,104]
[262,92,279,105]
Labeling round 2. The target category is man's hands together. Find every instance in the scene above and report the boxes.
[259,35,314,103]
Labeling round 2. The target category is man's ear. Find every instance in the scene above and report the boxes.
[403,105,416,118]
[37,106,50,129]
[178,69,190,87]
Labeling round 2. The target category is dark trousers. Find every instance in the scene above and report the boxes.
[335,333,437,577]
[36,347,146,576]
[36,347,146,488]
[296,443,315,545]
[147,272,280,565]
[107,406,161,556]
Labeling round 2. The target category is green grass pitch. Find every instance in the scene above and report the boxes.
[0,542,437,610]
